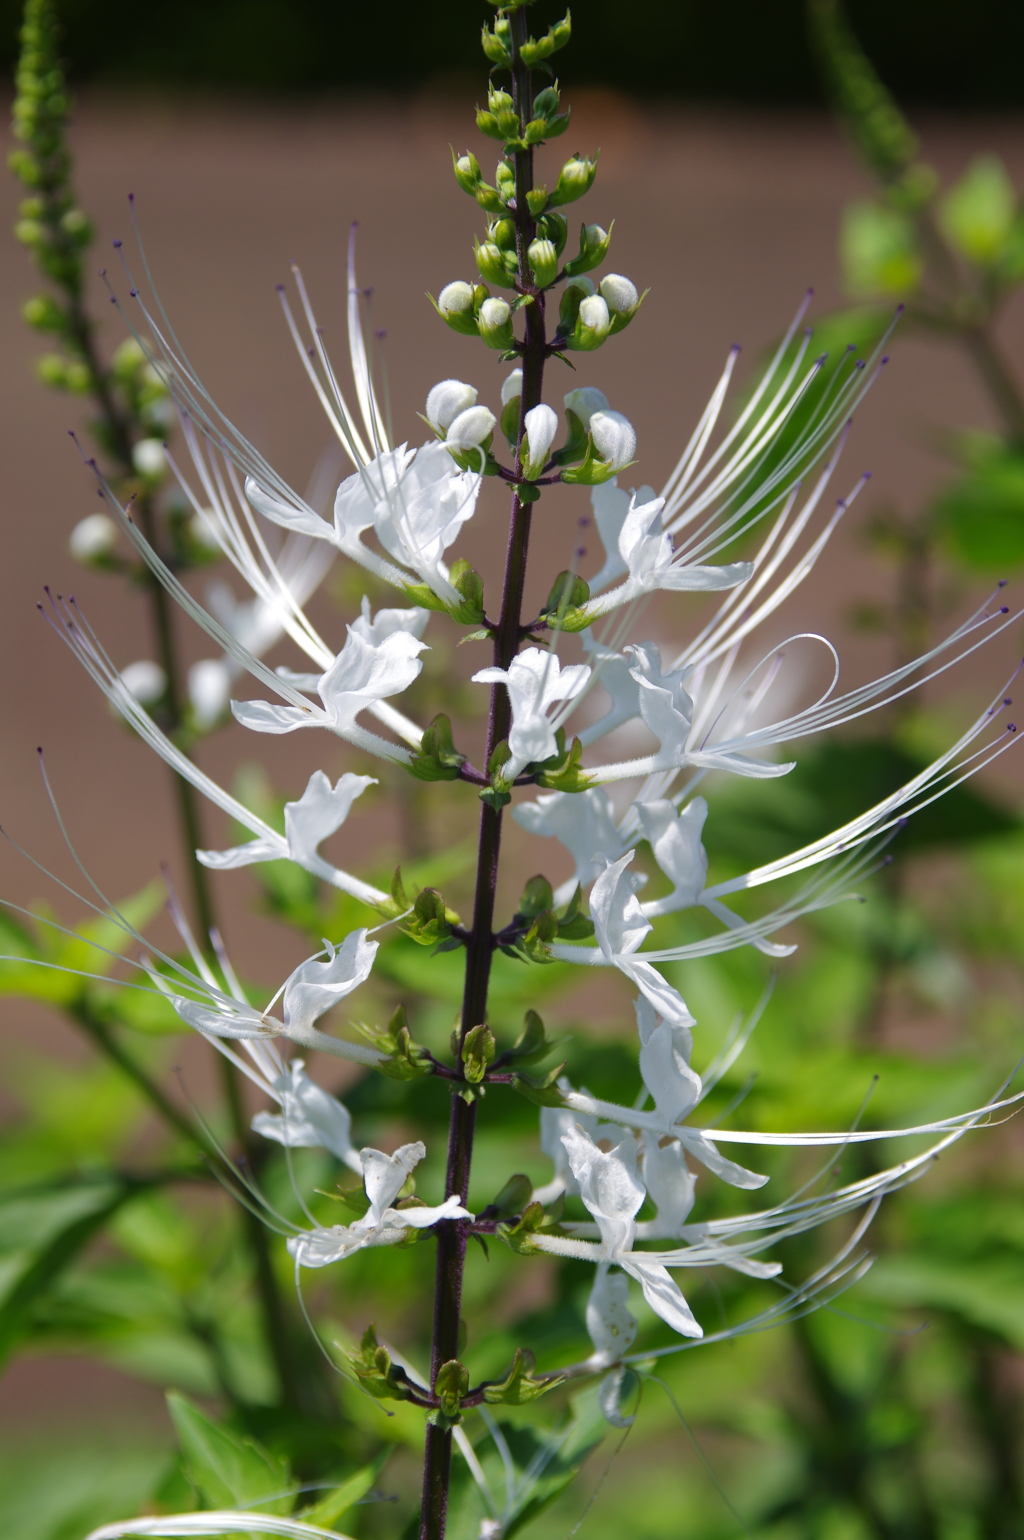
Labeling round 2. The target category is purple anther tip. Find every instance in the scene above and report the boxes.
[845,342,856,353]
[806,286,815,297]
[112,239,122,248]
[579,515,591,527]
[1009,723,1018,732]
[998,578,1008,587]
[129,288,138,298]
[730,343,741,355]
[854,359,865,370]
[896,303,906,313]
[1001,606,1010,614]
[275,283,285,293]
[880,355,890,365]
[375,328,387,340]
[108,295,116,304]
[863,470,872,480]
[36,746,43,755]
[1005,698,1013,705]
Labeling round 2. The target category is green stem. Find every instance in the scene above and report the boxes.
[418,14,545,1538]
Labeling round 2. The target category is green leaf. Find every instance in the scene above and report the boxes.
[934,437,1024,571]
[0,1175,145,1368]
[487,1172,534,1217]
[462,1023,496,1084]
[298,1450,390,1528]
[167,1392,291,1515]
[939,154,1016,266]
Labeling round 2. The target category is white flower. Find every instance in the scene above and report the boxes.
[599,274,639,314]
[639,1130,697,1239]
[230,626,427,744]
[198,768,375,877]
[577,293,611,342]
[635,996,701,1130]
[637,796,795,957]
[564,386,609,429]
[561,1125,702,1338]
[472,646,590,780]
[585,1265,638,1367]
[521,403,559,478]
[512,786,626,903]
[251,1056,362,1173]
[247,438,482,605]
[579,491,753,619]
[350,592,430,646]
[589,409,636,471]
[585,478,652,593]
[120,659,166,705]
[70,512,117,562]
[425,378,479,433]
[171,929,379,1060]
[624,645,694,767]
[288,1140,471,1268]
[587,851,694,1026]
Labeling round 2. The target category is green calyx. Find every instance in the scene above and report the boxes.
[407,713,467,783]
[355,1003,435,1082]
[347,1325,418,1403]
[431,1359,470,1427]
[501,876,594,963]
[539,568,591,629]
[460,1022,497,1083]
[404,559,485,625]
[482,1347,565,1406]
[498,1192,566,1251]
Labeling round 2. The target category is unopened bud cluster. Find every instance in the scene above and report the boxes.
[429,7,645,489]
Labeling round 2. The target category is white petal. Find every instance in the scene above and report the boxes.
[281,930,378,1037]
[426,378,478,432]
[621,1255,703,1338]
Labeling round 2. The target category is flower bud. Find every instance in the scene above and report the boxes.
[453,150,482,195]
[495,160,516,205]
[599,273,638,314]
[590,409,636,470]
[528,238,559,288]
[551,155,598,208]
[120,659,167,706]
[573,294,611,351]
[132,438,166,478]
[436,280,479,336]
[558,275,595,333]
[501,369,524,407]
[474,239,516,287]
[532,86,561,120]
[188,658,231,730]
[481,17,512,67]
[490,217,517,251]
[426,379,479,435]
[477,296,515,351]
[520,403,559,479]
[536,211,568,256]
[445,404,497,453]
[69,512,118,563]
[564,222,612,277]
[563,386,610,430]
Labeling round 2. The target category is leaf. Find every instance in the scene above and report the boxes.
[934,437,1024,571]
[0,1175,147,1368]
[297,1450,389,1528]
[167,1392,292,1516]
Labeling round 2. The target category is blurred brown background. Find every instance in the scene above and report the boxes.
[1,89,1023,1433]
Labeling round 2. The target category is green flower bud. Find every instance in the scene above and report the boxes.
[551,13,571,49]
[15,217,45,247]
[481,18,512,67]
[564,221,612,277]
[600,272,645,333]
[477,296,515,351]
[551,154,598,208]
[528,238,559,288]
[526,186,549,217]
[537,212,568,256]
[21,292,66,333]
[435,280,479,336]
[495,160,516,204]
[490,217,517,251]
[60,207,92,246]
[572,293,611,351]
[558,275,594,333]
[452,149,482,195]
[533,86,561,119]
[476,109,503,141]
[474,238,516,288]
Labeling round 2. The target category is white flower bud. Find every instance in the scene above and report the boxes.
[445,404,497,452]
[590,409,636,470]
[599,273,639,315]
[501,368,523,406]
[69,512,117,562]
[477,296,514,350]
[120,659,166,705]
[131,438,166,478]
[189,508,223,550]
[578,294,610,337]
[521,403,559,478]
[564,386,610,429]
[426,379,478,434]
[437,281,475,318]
[188,658,231,729]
